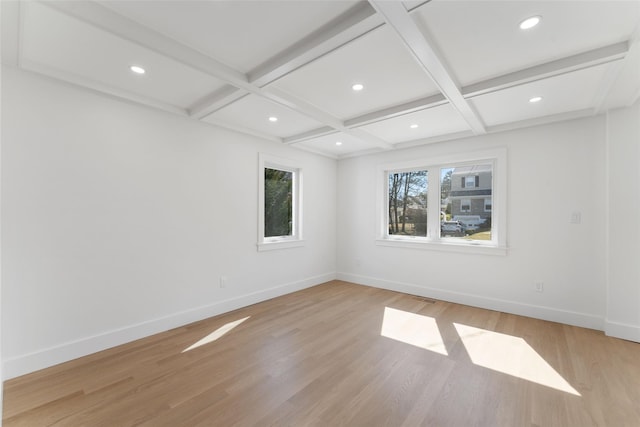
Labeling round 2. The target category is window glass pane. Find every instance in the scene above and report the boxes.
[441,164,492,241]
[388,170,428,237]
[264,168,293,237]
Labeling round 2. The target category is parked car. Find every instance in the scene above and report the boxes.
[441,220,464,236]
[462,223,479,232]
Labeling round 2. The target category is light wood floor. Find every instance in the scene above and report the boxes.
[3,281,640,426]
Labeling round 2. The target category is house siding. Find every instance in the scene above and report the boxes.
[449,166,492,221]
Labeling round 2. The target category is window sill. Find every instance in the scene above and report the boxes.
[257,239,305,252]
[375,238,507,256]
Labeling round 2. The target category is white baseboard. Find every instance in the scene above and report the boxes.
[604,320,640,343]
[3,272,335,380]
[337,272,604,331]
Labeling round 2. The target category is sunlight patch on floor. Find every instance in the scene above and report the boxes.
[381,307,448,355]
[182,316,251,353]
[454,323,581,396]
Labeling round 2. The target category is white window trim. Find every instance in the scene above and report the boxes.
[258,153,304,252]
[375,147,507,255]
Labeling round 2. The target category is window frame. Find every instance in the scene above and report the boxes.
[376,148,507,255]
[258,153,303,251]
[386,168,429,238]
[464,175,478,188]
[460,198,472,212]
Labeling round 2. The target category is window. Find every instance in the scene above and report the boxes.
[388,170,428,237]
[264,168,293,237]
[443,163,492,242]
[484,198,492,212]
[258,154,302,251]
[376,148,506,254]
[464,176,478,188]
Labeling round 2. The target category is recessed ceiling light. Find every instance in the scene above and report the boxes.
[268,116,278,122]
[519,16,541,30]
[352,83,364,91]
[410,124,419,129]
[529,96,543,103]
[335,141,343,146]
[130,65,146,75]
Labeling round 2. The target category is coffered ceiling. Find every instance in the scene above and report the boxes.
[2,0,639,158]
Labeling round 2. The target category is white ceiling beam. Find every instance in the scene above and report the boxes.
[21,58,188,116]
[284,126,394,151]
[264,86,347,131]
[591,59,627,115]
[345,128,395,150]
[406,1,434,13]
[336,146,386,160]
[486,108,595,135]
[285,93,447,145]
[293,144,340,160]
[393,130,475,151]
[344,93,447,128]
[595,26,640,112]
[189,86,249,120]
[622,25,640,108]
[283,127,337,145]
[249,1,383,87]
[201,116,282,144]
[267,87,392,149]
[368,0,486,134]
[45,1,248,86]
[394,109,596,153]
[463,42,628,99]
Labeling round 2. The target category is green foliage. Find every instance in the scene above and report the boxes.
[265,168,292,237]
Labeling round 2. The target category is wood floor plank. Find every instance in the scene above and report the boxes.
[3,280,640,426]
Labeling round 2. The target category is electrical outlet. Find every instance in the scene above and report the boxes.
[534,282,544,293]
[219,276,227,288]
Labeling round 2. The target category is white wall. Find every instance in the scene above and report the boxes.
[337,116,608,329]
[606,101,640,342]
[0,59,4,426]
[1,67,337,378]
[2,65,638,382]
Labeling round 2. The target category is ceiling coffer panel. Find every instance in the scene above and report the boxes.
[204,94,326,140]
[21,1,228,111]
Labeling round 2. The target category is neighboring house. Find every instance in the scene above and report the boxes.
[449,164,492,222]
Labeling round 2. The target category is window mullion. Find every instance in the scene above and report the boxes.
[427,166,441,241]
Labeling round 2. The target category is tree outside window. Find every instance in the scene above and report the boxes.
[264,168,293,237]
[388,170,428,237]
[258,153,302,251]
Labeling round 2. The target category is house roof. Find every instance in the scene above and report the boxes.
[451,164,493,175]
